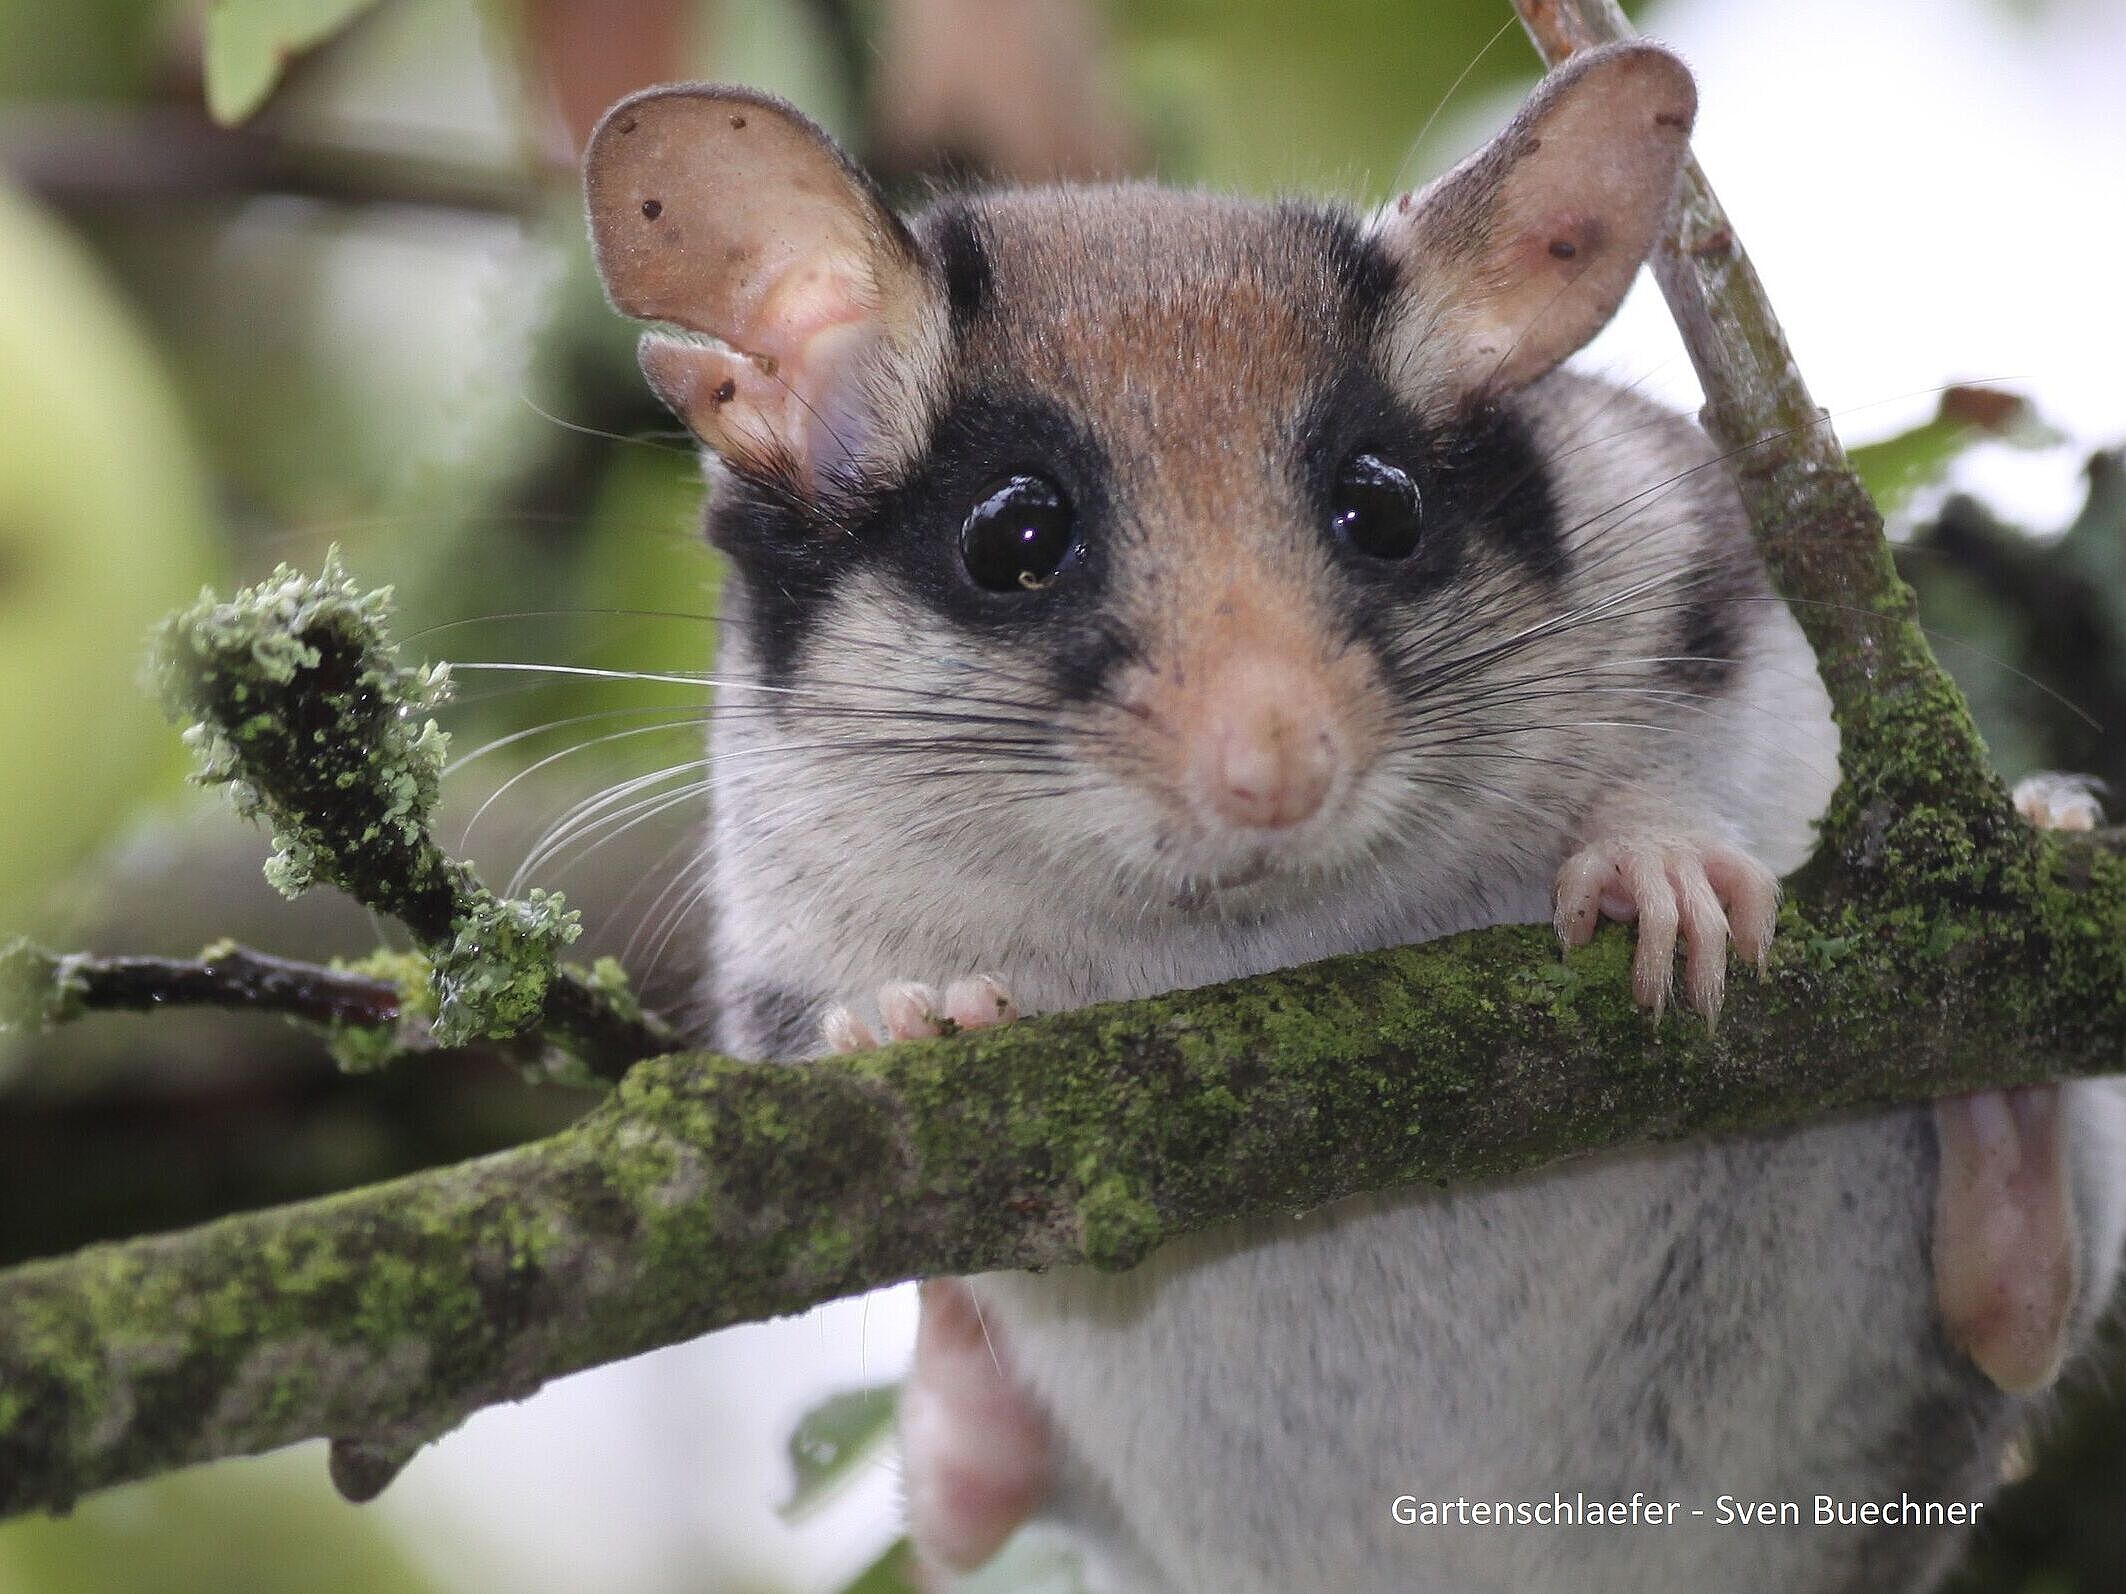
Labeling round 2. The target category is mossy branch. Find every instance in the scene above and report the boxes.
[148,555,671,1084]
[5,852,2126,1516]
[0,3,2115,1525]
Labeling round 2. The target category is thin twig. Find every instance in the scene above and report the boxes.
[0,104,546,218]
[48,945,401,1030]
[151,556,672,1083]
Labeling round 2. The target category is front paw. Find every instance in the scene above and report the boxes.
[823,975,1020,1053]
[1553,836,1778,1023]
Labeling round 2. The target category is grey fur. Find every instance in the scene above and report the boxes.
[684,184,2126,1593]
[725,985,824,1060]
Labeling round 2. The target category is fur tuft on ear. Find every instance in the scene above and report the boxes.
[1371,42,1696,405]
[584,85,948,498]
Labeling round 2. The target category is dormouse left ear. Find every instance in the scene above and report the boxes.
[584,85,947,498]
[1371,42,1696,404]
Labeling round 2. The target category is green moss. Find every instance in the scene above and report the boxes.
[796,1220,862,1279]
[575,956,646,1026]
[353,1253,477,1350]
[259,1231,354,1302]
[1076,1171,1161,1271]
[598,1115,705,1233]
[428,889,581,1048]
[493,1206,564,1275]
[153,551,457,924]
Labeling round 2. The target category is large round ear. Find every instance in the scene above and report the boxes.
[584,85,948,497]
[1371,42,1696,405]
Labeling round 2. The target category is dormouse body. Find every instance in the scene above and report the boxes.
[583,45,2126,1594]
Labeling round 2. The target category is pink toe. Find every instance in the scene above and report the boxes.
[1622,848,1678,1013]
[823,1007,878,1053]
[1553,850,1611,946]
[945,975,1019,1031]
[879,982,944,1042]
[1674,862,1729,1024]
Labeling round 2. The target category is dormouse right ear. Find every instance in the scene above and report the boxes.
[1371,42,1696,408]
[584,85,947,497]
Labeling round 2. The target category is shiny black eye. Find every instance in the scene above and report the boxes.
[1331,451,1422,560]
[961,473,1077,593]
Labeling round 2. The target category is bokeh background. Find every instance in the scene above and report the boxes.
[1,0,2122,1590]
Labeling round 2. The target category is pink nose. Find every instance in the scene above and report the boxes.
[1191,660,1339,831]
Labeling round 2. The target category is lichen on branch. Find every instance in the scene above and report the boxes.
[154,554,460,932]
[1,938,398,1033]
[4,843,2126,1519]
[149,552,670,1082]
[0,941,89,1033]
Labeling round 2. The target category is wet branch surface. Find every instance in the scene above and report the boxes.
[32,946,401,1030]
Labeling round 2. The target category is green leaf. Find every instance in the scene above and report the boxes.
[0,1459,446,1594]
[1849,385,2062,519]
[202,0,385,125]
[957,1536,1092,1594]
[0,184,217,936]
[831,1534,1092,1594]
[835,1538,922,1594]
[782,1382,900,1522]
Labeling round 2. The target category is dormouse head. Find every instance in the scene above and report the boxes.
[584,47,1700,918]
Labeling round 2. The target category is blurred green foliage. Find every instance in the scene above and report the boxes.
[0,180,216,938]
[1117,0,1551,194]
[0,1458,441,1594]
[783,1383,898,1522]
[204,0,388,123]
[1897,451,2126,793]
[1850,388,2064,521]
[0,0,174,101]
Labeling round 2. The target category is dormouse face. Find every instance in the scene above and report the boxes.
[585,47,1702,921]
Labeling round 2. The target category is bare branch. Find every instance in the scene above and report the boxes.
[1,943,401,1033]
[0,104,545,217]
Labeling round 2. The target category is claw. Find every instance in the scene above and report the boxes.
[822,974,1024,1056]
[880,980,947,1042]
[1554,832,1779,1024]
[944,974,1019,1031]
[1675,862,1728,1025]
[1621,846,1679,1016]
[1553,848,1611,947]
[823,1006,879,1053]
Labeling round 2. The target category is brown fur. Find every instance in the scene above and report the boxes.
[937,189,1399,836]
